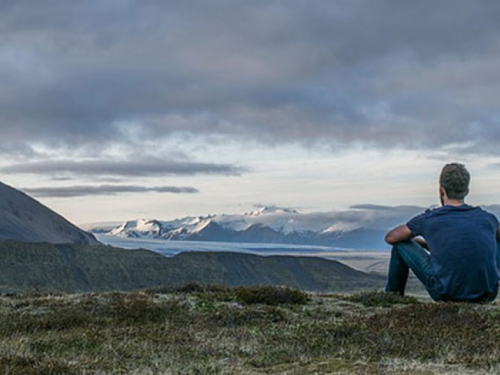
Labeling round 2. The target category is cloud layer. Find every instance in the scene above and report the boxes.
[2,159,244,177]
[1,1,500,155]
[23,185,199,198]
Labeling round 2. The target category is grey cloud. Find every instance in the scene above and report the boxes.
[1,1,500,154]
[319,205,425,230]
[344,204,500,231]
[50,176,74,182]
[251,205,427,232]
[0,143,40,160]
[23,185,199,198]
[350,204,424,213]
[1,159,245,177]
[350,204,394,211]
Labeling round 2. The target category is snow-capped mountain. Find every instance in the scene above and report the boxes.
[109,219,164,238]
[89,206,408,250]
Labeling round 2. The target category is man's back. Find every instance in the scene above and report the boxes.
[407,205,499,300]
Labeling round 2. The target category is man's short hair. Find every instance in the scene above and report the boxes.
[440,163,470,200]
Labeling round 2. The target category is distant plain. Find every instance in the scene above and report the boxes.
[96,235,391,274]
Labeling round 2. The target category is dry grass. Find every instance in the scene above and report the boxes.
[0,287,499,374]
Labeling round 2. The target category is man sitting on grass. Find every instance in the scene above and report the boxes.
[385,163,500,302]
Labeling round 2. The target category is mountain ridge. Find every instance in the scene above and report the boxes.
[0,181,99,245]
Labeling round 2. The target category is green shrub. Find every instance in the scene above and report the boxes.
[146,282,230,295]
[147,283,309,306]
[347,290,420,307]
[175,282,229,294]
[234,285,309,305]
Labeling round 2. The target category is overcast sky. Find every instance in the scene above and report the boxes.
[1,1,500,225]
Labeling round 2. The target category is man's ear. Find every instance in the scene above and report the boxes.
[439,185,446,206]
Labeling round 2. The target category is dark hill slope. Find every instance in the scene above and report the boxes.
[0,181,99,245]
[167,251,382,291]
[0,241,167,293]
[0,241,384,293]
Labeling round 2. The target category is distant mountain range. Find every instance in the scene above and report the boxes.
[90,206,389,250]
[0,181,99,245]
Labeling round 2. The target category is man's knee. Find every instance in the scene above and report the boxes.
[391,240,417,254]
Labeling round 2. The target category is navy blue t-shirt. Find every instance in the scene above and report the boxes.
[407,204,499,300]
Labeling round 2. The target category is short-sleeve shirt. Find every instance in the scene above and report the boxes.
[407,204,499,300]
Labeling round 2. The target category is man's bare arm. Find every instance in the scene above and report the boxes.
[385,224,413,245]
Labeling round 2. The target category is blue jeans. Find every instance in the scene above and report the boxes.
[385,240,500,302]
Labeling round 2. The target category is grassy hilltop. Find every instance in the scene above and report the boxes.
[0,287,499,374]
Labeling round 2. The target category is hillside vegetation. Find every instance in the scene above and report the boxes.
[0,241,384,293]
[0,287,499,374]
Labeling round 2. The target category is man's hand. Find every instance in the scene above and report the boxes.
[385,224,413,245]
[413,237,429,250]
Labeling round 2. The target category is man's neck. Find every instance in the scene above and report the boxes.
[444,199,465,207]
